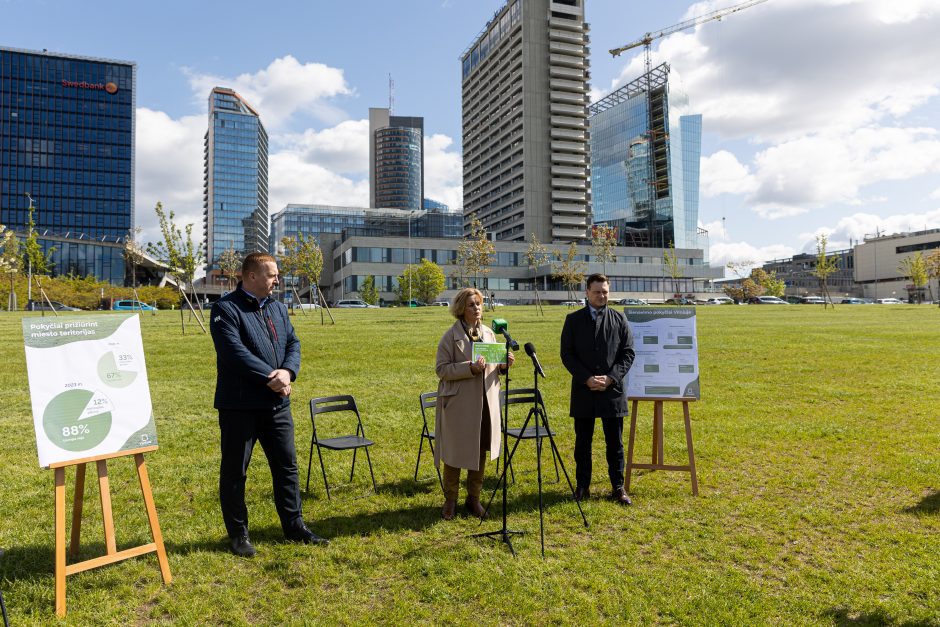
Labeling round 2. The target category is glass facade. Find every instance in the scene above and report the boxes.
[374,125,422,209]
[0,46,135,283]
[588,64,701,250]
[204,87,268,272]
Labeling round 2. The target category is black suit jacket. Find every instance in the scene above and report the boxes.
[560,306,635,419]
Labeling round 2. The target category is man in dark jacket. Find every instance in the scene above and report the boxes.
[560,273,636,505]
[210,252,327,557]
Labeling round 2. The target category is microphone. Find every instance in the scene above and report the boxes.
[524,342,545,378]
[490,318,519,350]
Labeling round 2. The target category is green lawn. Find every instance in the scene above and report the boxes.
[0,305,938,625]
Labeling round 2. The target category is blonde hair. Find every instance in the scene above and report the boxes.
[449,288,484,319]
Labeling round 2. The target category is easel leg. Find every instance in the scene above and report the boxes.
[55,468,66,618]
[136,454,172,584]
[70,464,86,557]
[652,401,664,465]
[683,402,699,496]
[626,400,638,492]
[96,460,117,555]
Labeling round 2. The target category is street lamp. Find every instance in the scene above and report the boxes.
[25,193,35,306]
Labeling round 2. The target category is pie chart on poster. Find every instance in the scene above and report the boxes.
[42,389,113,452]
[97,351,138,388]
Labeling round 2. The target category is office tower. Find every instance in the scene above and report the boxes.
[203,87,269,274]
[461,0,590,242]
[589,63,702,249]
[0,46,135,283]
[369,108,424,210]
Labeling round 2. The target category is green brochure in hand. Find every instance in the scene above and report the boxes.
[472,342,508,365]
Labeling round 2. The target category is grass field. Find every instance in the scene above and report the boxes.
[0,305,938,625]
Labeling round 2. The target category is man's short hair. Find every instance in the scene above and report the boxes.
[242,252,277,276]
[586,273,609,289]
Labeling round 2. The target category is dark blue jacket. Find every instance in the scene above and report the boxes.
[210,283,301,411]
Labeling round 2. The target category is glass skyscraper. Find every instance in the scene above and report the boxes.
[203,87,268,273]
[0,46,135,283]
[369,108,424,210]
[589,63,701,250]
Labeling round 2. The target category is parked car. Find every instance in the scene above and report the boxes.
[431,300,450,307]
[799,296,827,305]
[875,298,904,304]
[840,297,869,304]
[296,302,321,310]
[619,298,647,306]
[334,299,378,308]
[748,296,789,305]
[112,300,156,311]
[28,300,80,311]
[705,296,734,306]
[665,297,694,305]
[402,299,427,307]
[559,300,582,307]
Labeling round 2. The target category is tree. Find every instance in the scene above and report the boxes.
[552,242,587,302]
[750,268,786,298]
[360,275,379,306]
[122,226,146,289]
[524,233,552,312]
[590,225,617,276]
[23,200,54,304]
[455,218,495,289]
[898,251,928,304]
[146,202,204,290]
[395,259,445,305]
[0,224,21,310]
[663,244,684,295]
[217,244,241,292]
[926,249,940,307]
[811,234,838,309]
[724,261,758,303]
[279,232,323,307]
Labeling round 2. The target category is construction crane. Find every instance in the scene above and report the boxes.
[607,0,769,250]
[610,0,769,79]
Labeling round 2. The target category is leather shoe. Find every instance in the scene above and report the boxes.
[611,486,632,506]
[441,498,457,520]
[285,524,329,545]
[573,486,590,502]
[465,495,487,519]
[229,534,256,558]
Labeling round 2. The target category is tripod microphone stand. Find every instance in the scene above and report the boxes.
[479,343,589,556]
[471,336,523,555]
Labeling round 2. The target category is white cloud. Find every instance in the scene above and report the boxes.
[700,150,757,198]
[184,55,353,130]
[134,108,205,245]
[700,218,728,241]
[930,187,940,200]
[268,152,369,214]
[423,133,463,211]
[796,208,940,253]
[709,241,795,271]
[276,119,370,175]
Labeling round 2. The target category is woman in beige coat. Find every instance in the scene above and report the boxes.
[434,288,514,520]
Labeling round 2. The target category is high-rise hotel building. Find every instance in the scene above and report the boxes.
[203,87,268,275]
[0,46,135,283]
[369,107,424,211]
[461,0,590,242]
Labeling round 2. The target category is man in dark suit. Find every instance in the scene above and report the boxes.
[210,252,328,557]
[560,273,636,505]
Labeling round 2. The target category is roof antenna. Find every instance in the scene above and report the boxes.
[388,73,394,114]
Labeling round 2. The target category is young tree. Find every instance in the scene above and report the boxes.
[23,200,54,304]
[395,259,445,305]
[552,242,587,302]
[0,224,22,311]
[122,226,146,289]
[280,232,323,307]
[455,218,495,290]
[524,233,552,313]
[590,225,617,276]
[811,234,838,309]
[898,251,928,304]
[926,249,940,307]
[724,260,757,303]
[217,244,241,292]
[750,268,786,298]
[360,275,379,306]
[146,202,204,290]
[663,244,684,295]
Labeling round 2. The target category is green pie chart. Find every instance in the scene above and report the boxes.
[42,389,113,452]
[98,351,138,388]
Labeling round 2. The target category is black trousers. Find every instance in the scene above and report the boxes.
[573,416,625,490]
[219,405,303,539]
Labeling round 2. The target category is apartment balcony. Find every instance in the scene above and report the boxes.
[552,177,587,190]
[549,17,586,32]
[553,225,588,240]
[552,214,588,227]
[552,152,586,165]
[551,140,586,153]
[550,77,588,93]
[549,40,585,55]
[552,202,588,215]
[550,90,588,105]
[551,165,585,176]
[550,53,586,69]
[550,102,587,117]
[551,115,586,129]
[549,65,585,80]
[549,29,584,44]
[550,127,586,140]
[552,190,587,202]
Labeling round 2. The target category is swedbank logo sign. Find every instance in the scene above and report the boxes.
[62,80,119,94]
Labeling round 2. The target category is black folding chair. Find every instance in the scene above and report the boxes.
[414,392,443,490]
[306,395,377,499]
[496,388,560,485]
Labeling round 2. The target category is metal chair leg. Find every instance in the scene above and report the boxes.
[306,435,315,493]
[428,438,443,491]
[414,433,426,481]
[316,443,331,500]
[364,446,377,493]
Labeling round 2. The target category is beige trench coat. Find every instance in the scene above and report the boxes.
[433,321,502,470]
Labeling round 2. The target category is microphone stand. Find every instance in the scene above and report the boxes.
[471,336,523,555]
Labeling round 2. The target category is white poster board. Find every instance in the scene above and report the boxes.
[23,314,157,467]
[624,307,700,399]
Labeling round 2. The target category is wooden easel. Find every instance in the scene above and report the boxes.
[625,398,699,496]
[51,446,171,617]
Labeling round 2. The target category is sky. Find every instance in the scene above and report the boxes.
[3,0,939,272]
